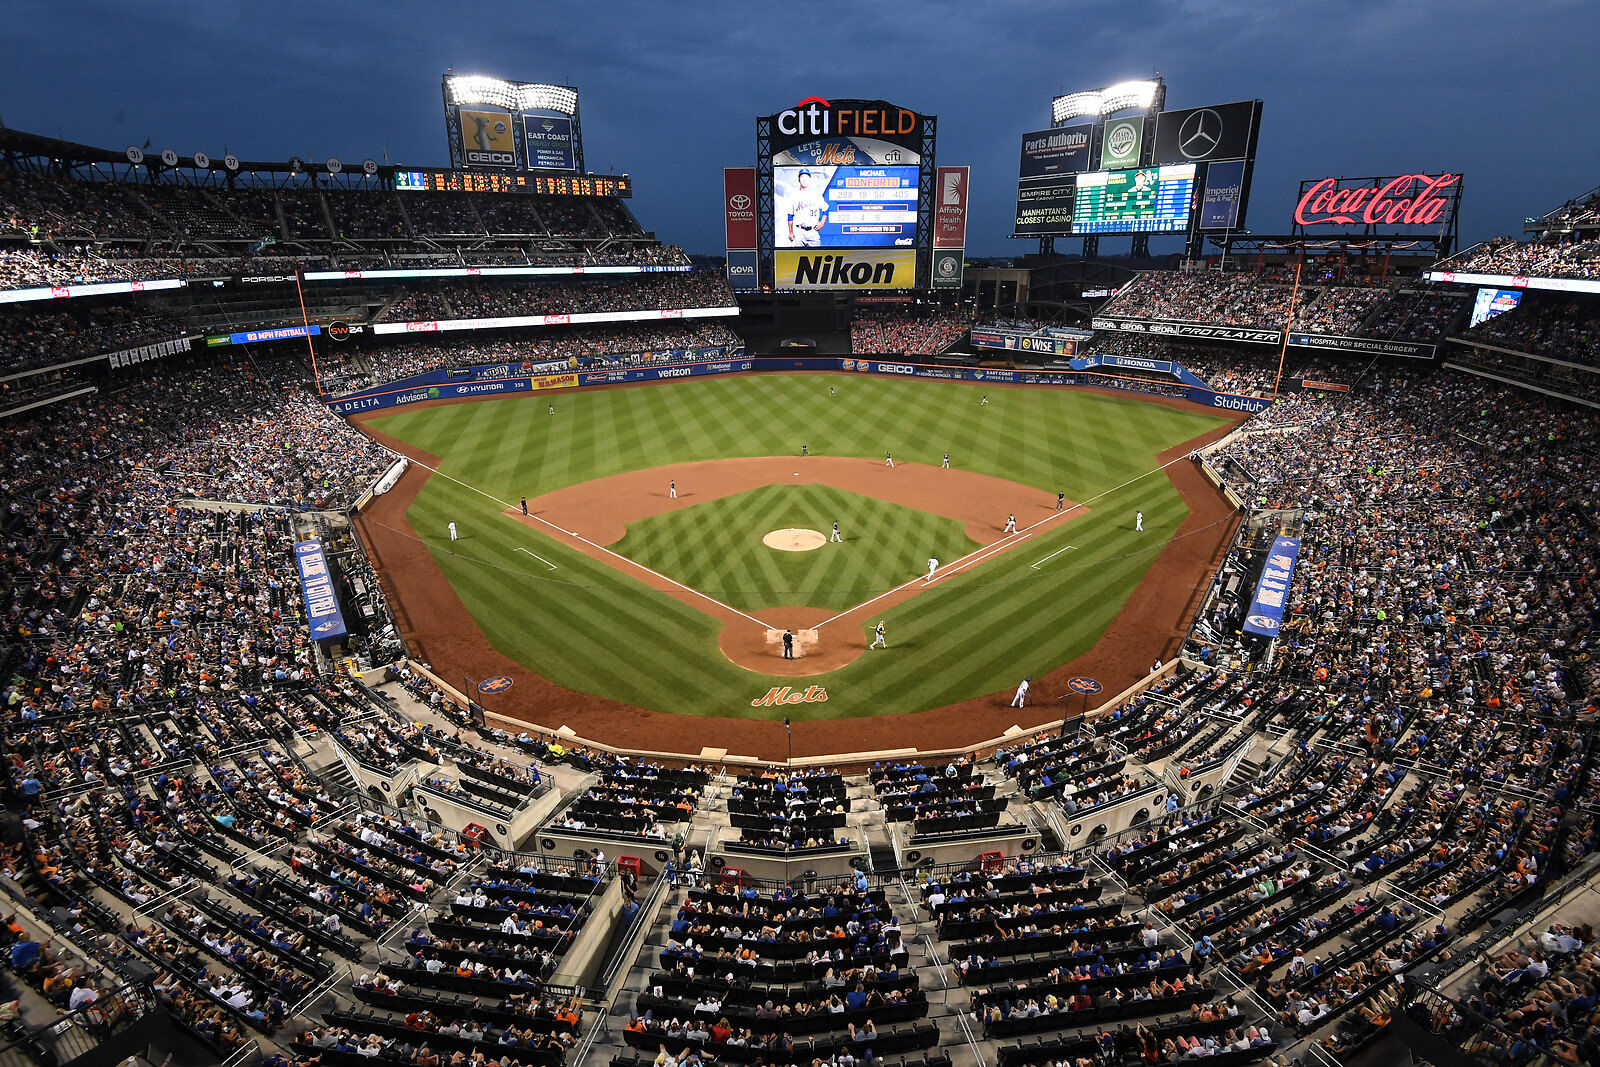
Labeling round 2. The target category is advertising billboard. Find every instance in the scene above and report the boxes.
[931,250,964,290]
[1152,100,1262,165]
[1014,181,1075,237]
[1198,159,1248,230]
[726,250,759,291]
[934,166,969,248]
[774,248,918,290]
[294,540,349,643]
[1295,174,1460,229]
[522,113,576,171]
[1099,116,1145,170]
[724,167,757,249]
[1241,535,1300,638]
[1019,124,1094,181]
[768,98,924,161]
[1073,164,1196,235]
[458,108,518,168]
[775,165,918,248]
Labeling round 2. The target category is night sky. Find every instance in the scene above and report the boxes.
[5,0,1596,257]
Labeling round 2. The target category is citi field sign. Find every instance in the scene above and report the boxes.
[1295,173,1460,228]
[775,97,919,139]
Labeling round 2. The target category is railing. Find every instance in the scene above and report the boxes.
[0,984,162,1067]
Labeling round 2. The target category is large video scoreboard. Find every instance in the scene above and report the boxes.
[751,98,963,290]
[1073,164,1197,235]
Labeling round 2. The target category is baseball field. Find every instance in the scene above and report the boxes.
[355,372,1235,736]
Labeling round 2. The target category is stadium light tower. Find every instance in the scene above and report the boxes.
[441,73,583,174]
[1048,77,1166,259]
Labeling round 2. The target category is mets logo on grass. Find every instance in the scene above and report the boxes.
[751,686,829,707]
[478,676,514,694]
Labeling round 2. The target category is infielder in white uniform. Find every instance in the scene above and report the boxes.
[670,480,678,499]
[885,452,894,468]
[1011,677,1031,707]
[942,452,950,468]
[783,169,828,247]
[1003,513,1017,533]
[448,521,458,541]
[830,522,842,543]
[1135,509,1144,532]
[870,621,887,649]
[926,556,939,578]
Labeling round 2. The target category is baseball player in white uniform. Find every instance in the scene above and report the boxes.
[885,452,894,468]
[1135,509,1144,532]
[1003,514,1017,533]
[448,521,458,541]
[870,621,887,649]
[830,522,842,543]
[783,169,828,247]
[670,480,678,499]
[926,556,939,579]
[942,451,950,468]
[1011,677,1031,708]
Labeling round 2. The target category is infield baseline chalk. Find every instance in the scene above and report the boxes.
[374,446,780,631]
[1030,545,1078,570]
[515,548,558,571]
[815,449,1196,629]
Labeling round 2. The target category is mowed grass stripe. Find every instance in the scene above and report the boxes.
[368,375,1230,719]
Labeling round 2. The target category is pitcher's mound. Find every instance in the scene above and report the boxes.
[763,528,827,552]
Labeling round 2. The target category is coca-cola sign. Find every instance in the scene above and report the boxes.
[1295,173,1459,228]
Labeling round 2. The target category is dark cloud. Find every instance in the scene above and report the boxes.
[5,0,1595,256]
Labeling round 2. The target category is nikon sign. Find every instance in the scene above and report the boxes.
[775,248,918,290]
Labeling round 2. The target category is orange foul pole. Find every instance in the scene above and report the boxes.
[1272,252,1304,399]
[294,271,325,396]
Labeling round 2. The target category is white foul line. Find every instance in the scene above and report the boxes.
[374,446,778,631]
[1030,545,1078,570]
[814,450,1198,629]
[515,548,558,571]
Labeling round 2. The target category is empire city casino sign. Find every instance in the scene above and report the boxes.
[1295,173,1459,227]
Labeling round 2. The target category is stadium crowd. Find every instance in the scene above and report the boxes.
[851,308,971,355]
[1102,271,1466,340]
[377,272,735,323]
[1448,235,1600,281]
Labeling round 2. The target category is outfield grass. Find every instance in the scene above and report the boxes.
[612,484,980,612]
[366,374,1229,721]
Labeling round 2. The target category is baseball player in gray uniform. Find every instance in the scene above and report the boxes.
[783,169,828,247]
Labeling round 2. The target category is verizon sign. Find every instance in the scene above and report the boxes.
[1295,173,1459,228]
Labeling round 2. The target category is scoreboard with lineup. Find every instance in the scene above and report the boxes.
[394,170,632,197]
[1073,164,1196,235]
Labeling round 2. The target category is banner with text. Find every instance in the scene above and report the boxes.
[294,540,350,643]
[1241,535,1301,638]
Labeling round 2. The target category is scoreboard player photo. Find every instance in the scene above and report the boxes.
[778,167,831,248]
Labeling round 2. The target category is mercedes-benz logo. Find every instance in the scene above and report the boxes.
[1178,109,1223,159]
[730,194,751,210]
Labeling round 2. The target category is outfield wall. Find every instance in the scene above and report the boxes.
[326,353,1273,415]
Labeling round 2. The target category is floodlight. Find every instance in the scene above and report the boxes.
[1051,79,1163,124]
[443,75,578,115]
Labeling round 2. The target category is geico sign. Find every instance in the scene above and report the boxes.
[464,150,517,165]
[875,363,915,375]
[775,97,917,139]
